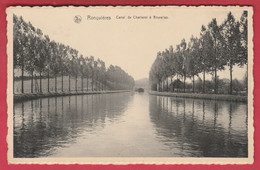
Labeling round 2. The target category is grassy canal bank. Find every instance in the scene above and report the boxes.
[149,91,247,103]
[14,90,131,103]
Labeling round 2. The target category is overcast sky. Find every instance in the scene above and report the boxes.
[13,6,248,80]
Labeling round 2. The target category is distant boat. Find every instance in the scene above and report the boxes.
[136,88,144,92]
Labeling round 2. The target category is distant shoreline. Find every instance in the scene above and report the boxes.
[14,90,131,103]
[149,91,247,103]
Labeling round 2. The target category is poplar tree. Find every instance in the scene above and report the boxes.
[221,12,242,94]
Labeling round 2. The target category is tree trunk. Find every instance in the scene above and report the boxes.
[61,72,63,92]
[96,77,98,91]
[47,69,50,93]
[230,63,233,95]
[21,65,24,93]
[75,75,77,92]
[165,79,167,91]
[162,80,164,92]
[55,75,57,92]
[203,70,205,93]
[81,76,84,91]
[177,74,179,92]
[69,74,71,92]
[184,74,186,93]
[92,74,94,91]
[34,74,37,93]
[87,77,89,91]
[40,71,42,93]
[166,77,168,92]
[214,67,217,94]
[214,39,218,94]
[164,79,166,92]
[171,76,173,92]
[31,70,33,93]
[192,75,195,93]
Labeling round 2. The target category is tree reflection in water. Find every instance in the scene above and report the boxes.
[13,93,247,158]
[149,96,248,157]
[13,93,133,158]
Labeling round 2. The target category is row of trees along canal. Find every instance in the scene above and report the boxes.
[149,11,248,95]
[13,14,135,93]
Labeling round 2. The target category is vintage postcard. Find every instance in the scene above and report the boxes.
[6,6,254,164]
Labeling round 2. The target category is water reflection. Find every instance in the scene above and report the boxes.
[14,93,133,158]
[14,93,248,158]
[149,96,248,157]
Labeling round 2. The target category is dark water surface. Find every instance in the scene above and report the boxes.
[14,92,248,157]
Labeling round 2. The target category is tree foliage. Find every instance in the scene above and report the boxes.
[149,11,248,94]
[13,14,134,92]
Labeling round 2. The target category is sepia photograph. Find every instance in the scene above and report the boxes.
[6,6,253,164]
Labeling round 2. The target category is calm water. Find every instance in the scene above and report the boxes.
[13,92,248,158]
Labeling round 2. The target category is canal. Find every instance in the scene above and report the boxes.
[13,92,248,158]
